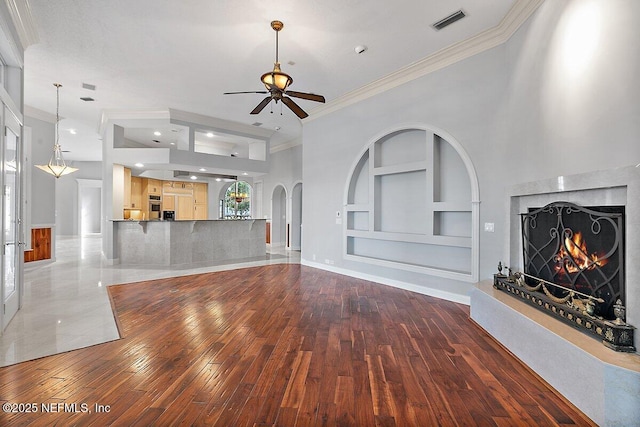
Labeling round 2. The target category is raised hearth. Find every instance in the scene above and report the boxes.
[471,165,640,426]
[493,274,635,352]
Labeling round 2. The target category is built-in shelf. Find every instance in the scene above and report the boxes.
[344,126,478,280]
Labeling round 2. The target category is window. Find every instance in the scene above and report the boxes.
[223,181,252,219]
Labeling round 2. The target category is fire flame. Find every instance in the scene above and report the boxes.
[555,231,608,274]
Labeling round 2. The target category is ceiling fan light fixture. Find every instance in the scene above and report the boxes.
[261,63,293,91]
[224,20,324,119]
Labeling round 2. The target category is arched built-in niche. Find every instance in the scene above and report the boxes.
[344,125,479,281]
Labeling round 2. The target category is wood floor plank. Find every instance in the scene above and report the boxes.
[0,265,596,426]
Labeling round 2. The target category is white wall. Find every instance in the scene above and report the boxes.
[55,161,102,235]
[258,143,303,246]
[25,117,56,226]
[301,0,640,300]
[259,143,302,220]
[80,186,101,234]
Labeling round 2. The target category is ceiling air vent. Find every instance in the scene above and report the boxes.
[82,82,96,91]
[80,97,95,102]
[252,122,263,127]
[432,10,466,31]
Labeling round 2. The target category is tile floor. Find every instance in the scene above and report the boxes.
[0,235,299,367]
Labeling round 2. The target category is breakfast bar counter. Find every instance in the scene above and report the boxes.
[113,219,266,265]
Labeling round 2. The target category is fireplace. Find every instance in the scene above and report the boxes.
[494,200,635,352]
[471,166,640,426]
[522,202,624,319]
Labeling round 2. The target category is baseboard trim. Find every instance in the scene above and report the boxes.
[301,259,470,305]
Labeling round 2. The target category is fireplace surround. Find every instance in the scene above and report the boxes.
[470,165,640,426]
[493,200,635,351]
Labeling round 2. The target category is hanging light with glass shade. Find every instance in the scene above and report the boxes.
[35,83,78,178]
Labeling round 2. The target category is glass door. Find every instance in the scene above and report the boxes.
[2,109,21,330]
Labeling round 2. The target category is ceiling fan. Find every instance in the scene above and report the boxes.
[224,20,325,119]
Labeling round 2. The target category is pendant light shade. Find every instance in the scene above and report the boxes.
[261,63,293,91]
[35,83,78,178]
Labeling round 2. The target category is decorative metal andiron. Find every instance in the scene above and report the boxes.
[494,265,635,352]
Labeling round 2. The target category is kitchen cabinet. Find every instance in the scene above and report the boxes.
[176,196,194,220]
[123,167,132,208]
[130,177,143,209]
[163,195,175,211]
[163,181,205,219]
[194,203,208,220]
[123,167,143,210]
[193,183,207,204]
[193,182,208,220]
[146,179,162,196]
[163,181,193,195]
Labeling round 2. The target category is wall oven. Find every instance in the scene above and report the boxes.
[149,195,161,220]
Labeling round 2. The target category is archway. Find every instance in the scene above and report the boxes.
[271,185,287,247]
[290,182,302,250]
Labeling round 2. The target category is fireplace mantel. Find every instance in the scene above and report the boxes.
[471,165,640,426]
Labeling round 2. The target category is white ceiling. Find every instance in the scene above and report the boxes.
[24,0,519,164]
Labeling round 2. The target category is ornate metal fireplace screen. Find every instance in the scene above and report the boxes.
[522,202,624,319]
[494,201,635,352]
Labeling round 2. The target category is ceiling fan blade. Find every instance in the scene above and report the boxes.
[224,91,269,95]
[285,90,325,103]
[250,97,273,115]
[282,96,309,119]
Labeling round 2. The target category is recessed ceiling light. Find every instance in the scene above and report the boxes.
[170,142,176,145]
[242,172,248,176]
[206,132,214,138]
[216,178,221,182]
[190,175,197,180]
[354,45,368,54]
[199,168,206,172]
[154,131,162,136]
[69,129,77,135]
[135,163,144,167]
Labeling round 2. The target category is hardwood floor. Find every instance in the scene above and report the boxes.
[0,265,594,426]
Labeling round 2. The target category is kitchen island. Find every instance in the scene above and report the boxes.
[113,219,266,265]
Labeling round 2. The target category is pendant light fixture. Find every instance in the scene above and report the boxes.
[35,83,78,178]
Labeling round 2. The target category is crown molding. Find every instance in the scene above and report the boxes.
[305,0,544,123]
[4,0,38,50]
[24,104,56,123]
[270,139,301,154]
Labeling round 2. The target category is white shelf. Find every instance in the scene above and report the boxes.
[346,229,472,248]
